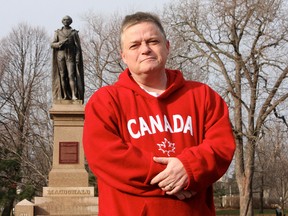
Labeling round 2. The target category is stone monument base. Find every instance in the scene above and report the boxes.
[15,199,34,216]
[34,187,98,216]
[48,169,88,187]
[15,101,99,216]
[34,196,98,216]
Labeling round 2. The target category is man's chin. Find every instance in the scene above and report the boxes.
[140,63,162,71]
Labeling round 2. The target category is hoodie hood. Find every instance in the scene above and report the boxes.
[115,68,186,99]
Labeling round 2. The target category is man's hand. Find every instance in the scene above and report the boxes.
[58,38,68,48]
[174,190,197,200]
[150,157,189,195]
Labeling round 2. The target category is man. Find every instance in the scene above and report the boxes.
[83,12,235,216]
[51,15,84,102]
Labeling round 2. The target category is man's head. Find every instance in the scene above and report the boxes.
[120,12,170,76]
[62,15,73,26]
[120,12,167,49]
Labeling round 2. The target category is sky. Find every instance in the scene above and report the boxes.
[0,0,172,38]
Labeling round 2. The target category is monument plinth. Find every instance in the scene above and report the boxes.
[33,101,98,215]
[47,101,88,187]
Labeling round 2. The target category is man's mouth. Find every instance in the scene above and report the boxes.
[140,57,155,63]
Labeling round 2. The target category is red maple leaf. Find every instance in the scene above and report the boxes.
[157,138,176,156]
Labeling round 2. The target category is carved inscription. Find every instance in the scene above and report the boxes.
[47,189,91,196]
[59,142,79,164]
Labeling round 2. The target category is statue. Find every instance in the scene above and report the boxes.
[51,15,84,103]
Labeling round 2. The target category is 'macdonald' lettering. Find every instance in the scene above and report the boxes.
[127,114,193,139]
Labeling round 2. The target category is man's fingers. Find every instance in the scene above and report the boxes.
[182,190,193,198]
[150,157,170,185]
[161,175,187,193]
[162,182,176,191]
[153,157,169,164]
[165,184,182,195]
[172,190,197,200]
[151,157,188,191]
[175,193,185,200]
[150,171,168,185]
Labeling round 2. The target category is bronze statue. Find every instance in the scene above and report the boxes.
[51,15,84,103]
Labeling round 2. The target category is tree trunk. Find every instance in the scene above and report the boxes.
[238,175,254,216]
[1,198,14,216]
[259,175,264,213]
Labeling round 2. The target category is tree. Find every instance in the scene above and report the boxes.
[162,0,288,215]
[255,120,288,214]
[163,12,209,83]
[81,12,124,98]
[254,120,288,213]
[0,23,52,215]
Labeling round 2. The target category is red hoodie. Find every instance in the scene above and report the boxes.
[83,69,235,216]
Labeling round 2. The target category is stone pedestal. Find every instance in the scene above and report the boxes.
[47,101,88,187]
[33,101,98,216]
[15,199,34,216]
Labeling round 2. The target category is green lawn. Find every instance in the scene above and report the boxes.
[216,209,282,215]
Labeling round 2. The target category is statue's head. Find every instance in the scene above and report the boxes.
[62,15,73,26]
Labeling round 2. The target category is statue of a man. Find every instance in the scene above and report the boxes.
[51,15,84,103]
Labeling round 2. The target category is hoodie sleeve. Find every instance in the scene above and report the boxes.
[177,85,235,192]
[83,88,165,196]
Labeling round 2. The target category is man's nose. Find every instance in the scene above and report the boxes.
[140,43,151,54]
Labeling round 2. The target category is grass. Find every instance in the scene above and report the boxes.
[216,208,283,215]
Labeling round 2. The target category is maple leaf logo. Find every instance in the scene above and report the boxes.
[157,138,176,156]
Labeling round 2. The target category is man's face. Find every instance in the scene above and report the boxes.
[62,17,72,27]
[120,22,170,76]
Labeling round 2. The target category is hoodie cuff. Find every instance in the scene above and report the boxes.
[177,154,195,190]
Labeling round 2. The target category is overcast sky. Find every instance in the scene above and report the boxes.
[0,0,172,38]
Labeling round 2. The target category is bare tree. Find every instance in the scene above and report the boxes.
[0,23,52,215]
[254,120,288,213]
[81,12,125,99]
[256,120,288,214]
[163,14,209,83]
[162,0,288,215]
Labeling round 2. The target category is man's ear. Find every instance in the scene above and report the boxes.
[120,51,127,64]
[166,40,170,53]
